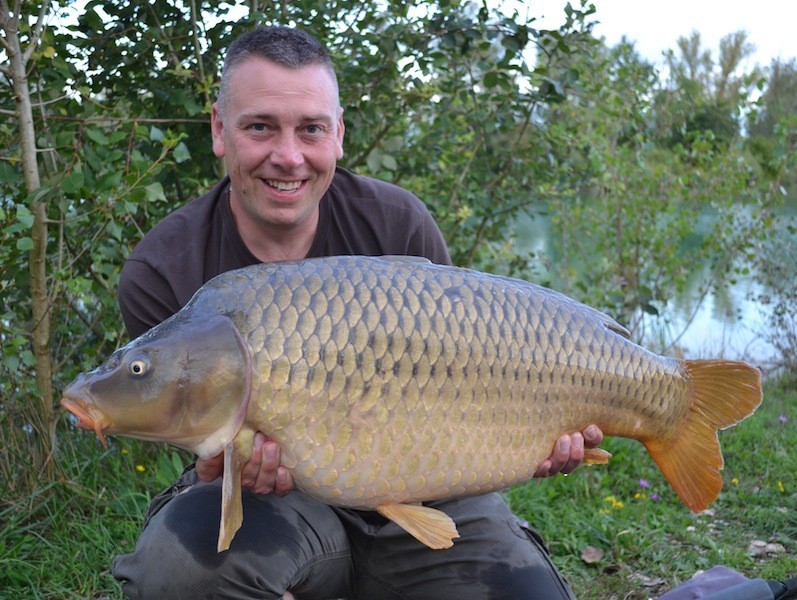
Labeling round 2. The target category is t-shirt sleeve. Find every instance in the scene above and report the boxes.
[407,206,453,267]
[118,259,182,339]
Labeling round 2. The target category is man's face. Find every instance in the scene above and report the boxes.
[211,58,344,233]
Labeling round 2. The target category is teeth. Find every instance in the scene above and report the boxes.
[266,179,301,191]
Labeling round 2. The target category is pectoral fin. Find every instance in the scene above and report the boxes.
[376,502,460,550]
[218,430,254,552]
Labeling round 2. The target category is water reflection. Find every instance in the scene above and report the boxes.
[513,203,796,366]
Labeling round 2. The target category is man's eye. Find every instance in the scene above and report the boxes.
[306,124,322,134]
[250,123,267,132]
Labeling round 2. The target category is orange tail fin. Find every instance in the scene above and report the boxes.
[644,360,762,512]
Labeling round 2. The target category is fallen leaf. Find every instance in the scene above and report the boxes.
[581,545,604,564]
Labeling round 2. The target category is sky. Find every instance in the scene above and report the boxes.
[528,0,796,68]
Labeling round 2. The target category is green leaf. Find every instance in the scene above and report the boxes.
[105,220,123,241]
[2,355,20,372]
[15,205,35,229]
[61,170,85,195]
[25,186,51,205]
[367,150,382,174]
[172,142,191,164]
[16,237,34,251]
[382,154,398,171]
[484,71,500,88]
[20,350,36,367]
[85,128,110,145]
[83,6,105,33]
[144,182,166,203]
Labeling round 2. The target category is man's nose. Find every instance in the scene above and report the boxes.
[271,135,304,170]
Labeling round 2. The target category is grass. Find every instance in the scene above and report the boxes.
[0,436,184,600]
[1,377,794,599]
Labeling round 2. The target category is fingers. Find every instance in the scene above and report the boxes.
[557,432,584,475]
[240,432,295,495]
[582,424,604,448]
[534,433,574,478]
[195,452,224,482]
[539,433,583,477]
[534,458,553,478]
[194,432,294,494]
[535,424,605,478]
[274,466,294,497]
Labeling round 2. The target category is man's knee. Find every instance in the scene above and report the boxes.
[112,482,271,597]
[113,481,352,599]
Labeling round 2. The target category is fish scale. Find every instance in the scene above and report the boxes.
[61,255,762,551]
[213,259,639,504]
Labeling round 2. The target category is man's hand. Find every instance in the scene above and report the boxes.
[195,431,294,495]
[534,424,604,477]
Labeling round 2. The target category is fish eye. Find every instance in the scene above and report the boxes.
[128,354,151,377]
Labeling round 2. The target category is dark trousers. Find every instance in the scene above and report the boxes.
[112,468,576,599]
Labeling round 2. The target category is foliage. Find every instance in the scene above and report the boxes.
[753,208,797,379]
[748,58,797,190]
[658,30,761,150]
[518,38,786,344]
[749,58,797,139]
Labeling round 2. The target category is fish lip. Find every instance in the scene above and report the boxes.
[60,394,111,448]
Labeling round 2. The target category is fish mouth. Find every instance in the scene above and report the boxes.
[60,395,112,448]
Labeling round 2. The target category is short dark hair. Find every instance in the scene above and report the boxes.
[217,26,339,114]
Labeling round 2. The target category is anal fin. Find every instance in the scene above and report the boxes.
[376,502,460,550]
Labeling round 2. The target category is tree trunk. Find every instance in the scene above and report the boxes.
[2,0,56,477]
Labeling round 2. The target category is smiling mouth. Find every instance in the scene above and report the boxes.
[265,179,302,192]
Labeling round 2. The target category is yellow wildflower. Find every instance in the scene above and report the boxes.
[731,477,739,486]
[777,481,785,493]
[136,465,146,473]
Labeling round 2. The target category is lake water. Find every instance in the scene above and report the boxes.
[513,203,796,368]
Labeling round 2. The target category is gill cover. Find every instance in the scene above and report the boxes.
[62,313,251,457]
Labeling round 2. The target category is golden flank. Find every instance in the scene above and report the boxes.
[62,256,762,552]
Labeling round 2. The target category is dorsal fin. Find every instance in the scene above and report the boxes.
[377,255,433,264]
[604,318,631,339]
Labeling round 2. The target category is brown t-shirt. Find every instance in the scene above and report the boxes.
[118,167,452,339]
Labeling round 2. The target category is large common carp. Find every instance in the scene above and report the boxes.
[61,256,762,552]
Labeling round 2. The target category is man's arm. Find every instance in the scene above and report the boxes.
[118,259,183,339]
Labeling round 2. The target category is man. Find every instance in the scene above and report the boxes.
[112,26,603,599]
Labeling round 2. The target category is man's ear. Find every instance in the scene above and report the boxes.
[336,108,345,160]
[211,103,226,158]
